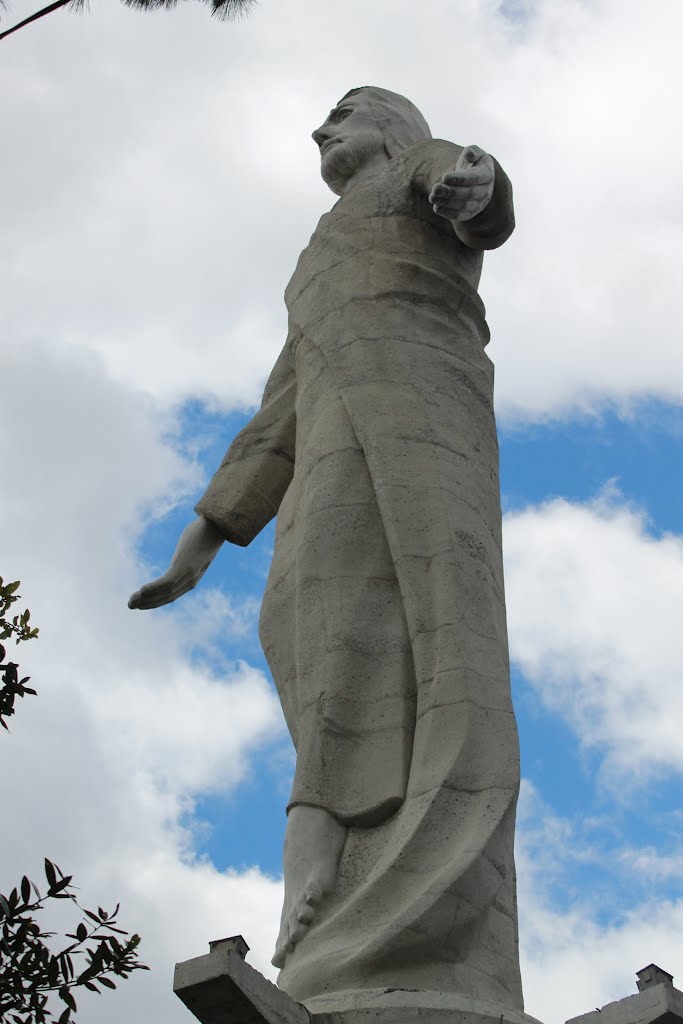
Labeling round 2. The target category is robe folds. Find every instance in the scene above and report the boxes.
[196,139,523,1012]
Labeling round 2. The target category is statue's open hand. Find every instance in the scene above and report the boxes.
[429,145,495,223]
[128,516,224,610]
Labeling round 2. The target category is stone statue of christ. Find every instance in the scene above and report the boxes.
[130,87,523,1018]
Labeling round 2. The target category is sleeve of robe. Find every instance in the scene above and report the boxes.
[194,338,296,546]
[411,138,515,250]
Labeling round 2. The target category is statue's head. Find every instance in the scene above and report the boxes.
[312,86,432,196]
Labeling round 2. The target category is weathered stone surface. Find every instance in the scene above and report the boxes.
[133,86,522,1017]
[193,89,520,1007]
[312,988,543,1024]
[566,965,683,1024]
[174,941,542,1024]
[174,937,310,1024]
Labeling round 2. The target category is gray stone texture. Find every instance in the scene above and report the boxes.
[174,940,542,1024]
[174,937,310,1024]
[567,965,683,1024]
[195,89,520,1011]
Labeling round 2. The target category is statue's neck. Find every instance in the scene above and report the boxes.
[338,151,390,196]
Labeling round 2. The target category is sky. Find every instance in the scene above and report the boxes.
[1,0,682,1021]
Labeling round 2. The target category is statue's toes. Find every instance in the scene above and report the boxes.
[303,883,322,906]
[271,945,286,969]
[289,901,316,943]
[271,930,295,968]
[289,918,309,944]
[272,882,324,967]
[297,904,315,924]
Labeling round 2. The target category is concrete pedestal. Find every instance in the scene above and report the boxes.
[174,938,682,1024]
[567,965,683,1024]
[173,937,542,1024]
[174,938,309,1024]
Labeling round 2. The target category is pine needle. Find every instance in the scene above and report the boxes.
[0,0,255,41]
[0,0,71,41]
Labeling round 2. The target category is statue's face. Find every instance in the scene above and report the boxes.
[312,92,387,195]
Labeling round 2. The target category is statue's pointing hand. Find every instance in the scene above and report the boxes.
[429,145,495,223]
[128,516,224,610]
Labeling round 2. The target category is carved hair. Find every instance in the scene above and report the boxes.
[339,87,432,158]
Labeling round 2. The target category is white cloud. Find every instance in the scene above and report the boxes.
[523,904,683,1024]
[1,0,682,418]
[517,783,683,1024]
[0,340,285,1021]
[504,488,683,783]
[174,586,261,657]
[484,0,683,419]
[616,845,683,883]
[2,2,683,1020]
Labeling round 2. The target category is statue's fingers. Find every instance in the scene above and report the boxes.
[148,569,205,607]
[128,579,167,609]
[440,167,493,188]
[431,187,492,219]
[128,585,172,610]
[430,182,450,202]
[455,144,487,168]
[131,591,176,610]
[433,183,492,202]
[128,570,188,609]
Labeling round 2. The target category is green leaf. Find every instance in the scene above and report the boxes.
[44,859,57,888]
[47,876,72,896]
[60,988,77,1012]
[99,977,116,989]
[48,957,61,985]
[61,952,74,981]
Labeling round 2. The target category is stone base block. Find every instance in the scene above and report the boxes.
[173,937,542,1024]
[566,977,683,1024]
[309,988,542,1024]
[174,937,309,1024]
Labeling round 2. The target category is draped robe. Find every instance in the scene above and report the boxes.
[196,139,523,1014]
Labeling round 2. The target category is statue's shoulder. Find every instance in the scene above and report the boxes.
[392,138,465,184]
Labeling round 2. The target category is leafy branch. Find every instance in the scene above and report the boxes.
[0,579,38,731]
[1,578,39,646]
[0,859,149,1023]
[0,575,148,1020]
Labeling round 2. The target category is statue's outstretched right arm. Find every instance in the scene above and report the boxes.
[194,337,297,546]
[128,337,297,611]
[128,515,224,609]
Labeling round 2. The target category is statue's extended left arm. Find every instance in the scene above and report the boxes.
[428,143,515,249]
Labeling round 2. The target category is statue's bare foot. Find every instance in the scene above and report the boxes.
[272,805,347,969]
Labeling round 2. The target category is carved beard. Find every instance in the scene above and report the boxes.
[321,129,387,195]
